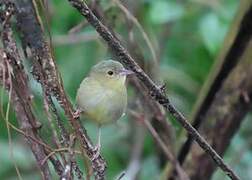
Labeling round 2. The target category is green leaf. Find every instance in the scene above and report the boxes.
[149,1,185,24]
[199,13,227,55]
[0,140,34,175]
[139,155,160,180]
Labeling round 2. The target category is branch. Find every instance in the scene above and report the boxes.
[90,0,175,172]
[14,0,106,179]
[52,32,98,46]
[67,0,240,179]
[186,30,252,180]
[143,119,189,180]
[178,1,252,165]
[0,2,51,179]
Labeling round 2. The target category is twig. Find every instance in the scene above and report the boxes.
[48,155,64,177]
[123,9,175,166]
[0,2,52,179]
[145,119,189,180]
[53,32,98,46]
[67,1,240,179]
[43,96,65,157]
[177,2,252,165]
[68,20,88,34]
[113,0,158,66]
[8,118,65,177]
[130,111,189,180]
[1,1,72,179]
[68,135,83,180]
[124,115,144,180]
[4,62,23,180]
[14,0,106,179]
[42,62,83,178]
[187,36,252,180]
[45,93,70,147]
[7,121,54,152]
[41,148,70,166]
[116,172,126,180]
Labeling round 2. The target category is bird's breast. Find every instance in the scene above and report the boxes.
[76,78,127,125]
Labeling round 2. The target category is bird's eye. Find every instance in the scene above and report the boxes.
[107,71,114,76]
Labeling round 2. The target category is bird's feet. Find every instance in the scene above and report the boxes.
[73,109,82,119]
[158,83,167,95]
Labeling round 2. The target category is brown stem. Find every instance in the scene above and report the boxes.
[67,0,240,179]
[187,34,252,180]
[0,2,51,179]
[178,2,252,165]
[14,0,106,179]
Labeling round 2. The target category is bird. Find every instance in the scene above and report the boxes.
[75,60,133,157]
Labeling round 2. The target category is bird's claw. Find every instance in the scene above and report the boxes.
[73,109,81,119]
[159,83,167,95]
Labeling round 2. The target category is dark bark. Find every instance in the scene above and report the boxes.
[0,2,51,179]
[14,0,106,179]
[178,1,252,165]
[67,0,239,179]
[186,35,252,180]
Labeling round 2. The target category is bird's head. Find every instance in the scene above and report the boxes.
[90,60,133,87]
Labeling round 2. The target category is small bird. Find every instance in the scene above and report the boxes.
[75,60,133,156]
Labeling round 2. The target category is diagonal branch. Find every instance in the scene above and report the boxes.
[186,33,252,180]
[13,0,106,179]
[178,1,252,165]
[67,0,240,179]
[0,2,51,179]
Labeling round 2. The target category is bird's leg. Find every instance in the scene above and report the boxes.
[92,127,101,160]
[97,127,101,151]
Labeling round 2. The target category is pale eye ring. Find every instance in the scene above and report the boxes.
[107,70,114,76]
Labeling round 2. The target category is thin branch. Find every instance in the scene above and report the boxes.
[43,97,64,155]
[125,114,145,180]
[130,111,189,180]
[68,20,88,34]
[0,2,52,179]
[53,32,98,46]
[7,121,54,152]
[144,119,189,180]
[14,0,106,179]
[178,1,252,165]
[123,10,175,167]
[113,0,158,66]
[187,34,252,180]
[4,63,23,180]
[67,1,240,179]
[8,118,65,177]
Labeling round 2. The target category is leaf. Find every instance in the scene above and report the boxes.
[149,1,185,24]
[0,140,34,175]
[199,13,227,55]
[139,155,160,180]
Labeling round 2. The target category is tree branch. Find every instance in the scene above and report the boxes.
[186,32,252,180]
[178,1,252,165]
[13,0,106,179]
[67,0,240,179]
[0,2,51,179]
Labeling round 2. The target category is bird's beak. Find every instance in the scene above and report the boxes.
[119,69,134,76]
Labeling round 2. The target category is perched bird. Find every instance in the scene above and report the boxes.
[75,60,133,155]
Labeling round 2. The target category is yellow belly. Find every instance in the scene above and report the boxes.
[76,77,127,126]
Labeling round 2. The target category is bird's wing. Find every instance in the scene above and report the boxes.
[76,77,108,110]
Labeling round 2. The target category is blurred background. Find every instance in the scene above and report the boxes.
[1,0,252,179]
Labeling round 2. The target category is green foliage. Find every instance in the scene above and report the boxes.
[149,0,185,24]
[1,0,251,179]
